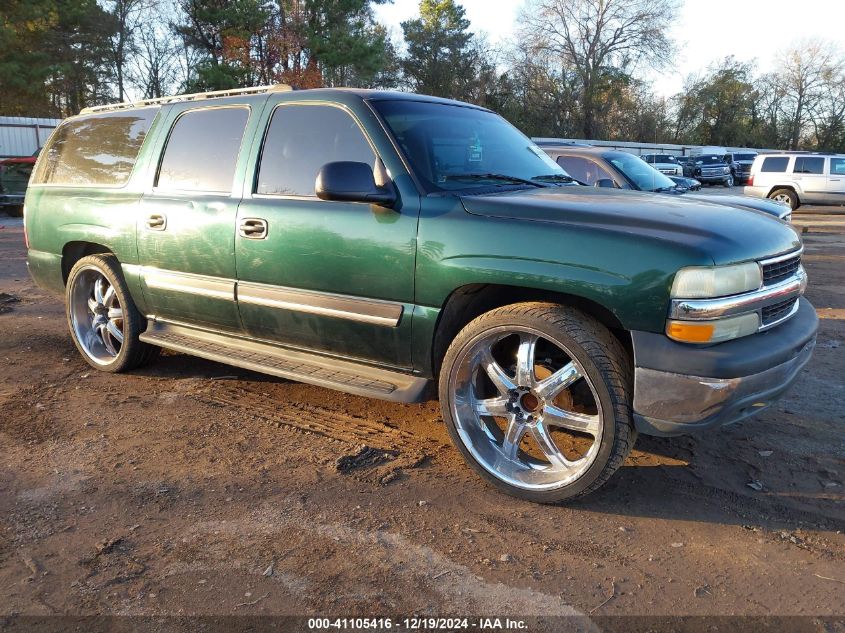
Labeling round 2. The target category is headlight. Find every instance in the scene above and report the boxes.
[670,262,762,298]
[723,167,730,174]
[666,313,760,343]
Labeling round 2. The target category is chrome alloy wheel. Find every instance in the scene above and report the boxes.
[772,192,792,205]
[69,266,125,365]
[449,326,604,491]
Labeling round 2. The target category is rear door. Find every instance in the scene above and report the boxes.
[234,101,419,368]
[791,156,826,202]
[136,104,254,332]
[826,157,845,202]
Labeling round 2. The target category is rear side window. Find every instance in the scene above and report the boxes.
[257,104,375,197]
[793,156,825,174]
[831,158,845,175]
[157,107,249,192]
[761,157,789,173]
[32,108,157,186]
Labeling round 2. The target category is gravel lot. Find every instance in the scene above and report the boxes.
[0,200,843,627]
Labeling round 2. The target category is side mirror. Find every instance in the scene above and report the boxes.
[315,161,396,207]
[594,178,616,188]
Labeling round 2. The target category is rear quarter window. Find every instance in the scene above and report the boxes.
[760,157,790,173]
[32,108,158,186]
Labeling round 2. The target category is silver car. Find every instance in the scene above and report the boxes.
[744,152,845,210]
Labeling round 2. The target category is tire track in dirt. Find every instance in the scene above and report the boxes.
[187,380,446,485]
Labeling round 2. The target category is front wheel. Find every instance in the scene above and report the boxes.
[66,254,160,372]
[724,175,734,187]
[438,303,636,503]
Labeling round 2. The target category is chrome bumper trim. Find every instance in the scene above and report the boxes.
[669,267,807,321]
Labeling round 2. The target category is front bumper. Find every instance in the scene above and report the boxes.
[697,175,731,184]
[631,298,818,436]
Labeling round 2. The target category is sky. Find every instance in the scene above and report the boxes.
[373,0,845,98]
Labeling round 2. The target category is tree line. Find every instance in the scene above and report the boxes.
[1,0,844,152]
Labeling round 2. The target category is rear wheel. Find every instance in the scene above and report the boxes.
[66,254,159,372]
[438,303,635,503]
[769,188,799,210]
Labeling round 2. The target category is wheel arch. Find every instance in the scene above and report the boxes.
[431,283,632,378]
[61,241,114,285]
[767,185,799,199]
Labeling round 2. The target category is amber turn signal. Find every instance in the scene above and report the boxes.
[666,321,715,343]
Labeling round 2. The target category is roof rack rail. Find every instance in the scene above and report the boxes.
[779,150,844,156]
[79,84,293,115]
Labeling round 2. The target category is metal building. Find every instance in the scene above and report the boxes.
[0,116,61,159]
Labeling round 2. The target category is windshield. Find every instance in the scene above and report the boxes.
[733,153,757,161]
[697,155,724,165]
[604,152,676,192]
[371,100,567,192]
[648,155,677,163]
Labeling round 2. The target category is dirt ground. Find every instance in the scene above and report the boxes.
[0,205,843,629]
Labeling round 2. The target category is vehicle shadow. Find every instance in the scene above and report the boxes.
[133,352,845,531]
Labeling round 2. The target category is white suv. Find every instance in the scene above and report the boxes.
[744,152,845,210]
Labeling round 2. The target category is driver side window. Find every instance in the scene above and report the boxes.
[257,104,376,197]
[556,156,612,186]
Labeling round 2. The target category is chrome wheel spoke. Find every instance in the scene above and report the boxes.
[94,277,106,304]
[501,417,526,460]
[87,297,98,314]
[474,396,510,418]
[97,323,117,356]
[102,284,115,306]
[543,404,601,436]
[480,348,516,395]
[106,319,124,344]
[536,361,581,400]
[107,307,123,320]
[515,333,538,386]
[530,421,570,469]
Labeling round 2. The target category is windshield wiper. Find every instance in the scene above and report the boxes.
[531,173,582,185]
[443,173,546,187]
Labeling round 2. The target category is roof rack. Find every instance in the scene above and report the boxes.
[778,150,845,156]
[79,84,293,115]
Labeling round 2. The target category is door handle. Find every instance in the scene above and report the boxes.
[146,214,166,230]
[239,218,268,239]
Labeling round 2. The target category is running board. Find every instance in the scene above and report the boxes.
[139,321,430,403]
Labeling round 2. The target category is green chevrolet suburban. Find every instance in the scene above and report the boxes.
[24,85,817,502]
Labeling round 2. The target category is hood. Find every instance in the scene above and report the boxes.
[459,187,800,266]
[683,193,790,219]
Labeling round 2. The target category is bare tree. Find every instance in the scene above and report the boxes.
[104,0,154,101]
[519,0,679,138]
[129,20,181,98]
[776,39,844,149]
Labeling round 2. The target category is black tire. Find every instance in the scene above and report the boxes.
[438,302,636,503]
[65,254,160,372]
[723,176,733,187]
[769,188,799,210]
[6,205,23,218]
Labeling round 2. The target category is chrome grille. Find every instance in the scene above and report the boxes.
[762,253,801,286]
[701,167,721,176]
[762,298,798,326]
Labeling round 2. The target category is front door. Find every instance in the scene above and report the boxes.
[791,155,826,203]
[235,102,419,368]
[137,105,251,332]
